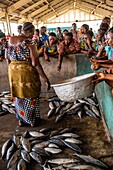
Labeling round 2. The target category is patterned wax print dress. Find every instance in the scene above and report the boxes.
[7,39,41,126]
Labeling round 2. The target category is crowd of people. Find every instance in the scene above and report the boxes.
[1,16,113,127]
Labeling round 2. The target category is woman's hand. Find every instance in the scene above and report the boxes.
[92,72,105,85]
[91,62,100,70]
[90,57,98,63]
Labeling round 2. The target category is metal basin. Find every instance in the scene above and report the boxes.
[51,73,96,102]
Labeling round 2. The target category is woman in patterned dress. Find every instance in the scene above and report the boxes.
[5,22,50,127]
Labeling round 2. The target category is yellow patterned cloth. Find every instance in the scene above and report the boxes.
[8,60,41,98]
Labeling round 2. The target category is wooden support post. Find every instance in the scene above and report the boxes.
[5,13,11,35]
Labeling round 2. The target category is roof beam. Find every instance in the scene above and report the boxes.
[0,12,5,19]
[7,0,32,13]
[27,5,48,19]
[44,0,58,16]
[91,2,102,14]
[34,9,52,19]
[20,0,45,14]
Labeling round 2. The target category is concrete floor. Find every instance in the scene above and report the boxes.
[0,100,113,170]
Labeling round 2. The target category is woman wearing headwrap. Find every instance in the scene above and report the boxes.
[5,22,50,127]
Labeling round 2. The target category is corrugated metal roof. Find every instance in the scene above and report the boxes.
[0,0,112,23]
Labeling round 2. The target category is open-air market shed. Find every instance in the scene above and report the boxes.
[0,1,113,170]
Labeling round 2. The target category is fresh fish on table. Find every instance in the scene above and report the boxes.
[62,103,74,111]
[67,102,83,112]
[22,131,30,138]
[44,147,62,154]
[66,107,81,115]
[48,158,79,165]
[64,138,82,144]
[17,158,26,170]
[21,150,31,163]
[90,105,101,118]
[84,105,99,120]
[84,97,98,106]
[30,152,43,164]
[55,112,66,123]
[7,149,20,169]
[74,153,108,169]
[29,131,45,138]
[58,128,76,135]
[49,101,56,109]
[49,138,65,147]
[6,142,17,160]
[12,134,20,147]
[52,165,65,170]
[32,147,50,157]
[66,164,97,169]
[61,133,79,138]
[47,109,56,119]
[77,99,90,105]
[33,141,50,149]
[48,143,59,148]
[30,139,44,146]
[39,127,52,134]
[61,140,81,153]
[49,128,63,137]
[21,137,31,152]
[1,139,13,160]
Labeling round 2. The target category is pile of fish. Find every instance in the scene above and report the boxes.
[47,94,101,123]
[1,127,108,169]
[0,91,16,116]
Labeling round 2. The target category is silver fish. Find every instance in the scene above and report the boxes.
[7,149,20,169]
[52,165,64,170]
[75,154,108,169]
[48,158,79,164]
[39,127,52,133]
[63,103,74,111]
[33,141,50,149]
[48,143,59,148]
[47,109,56,119]
[55,113,66,123]
[64,138,82,144]
[58,128,76,134]
[84,106,99,120]
[49,138,65,147]
[21,150,31,163]
[31,139,43,146]
[49,101,56,109]
[32,147,50,157]
[13,134,20,147]
[61,140,81,153]
[65,103,82,113]
[61,133,79,138]
[1,139,12,160]
[44,147,62,154]
[29,131,45,138]
[66,165,96,169]
[90,105,100,118]
[17,158,26,170]
[30,152,43,164]
[22,131,30,138]
[77,110,83,119]
[2,91,10,94]
[6,142,17,160]
[77,99,90,105]
[21,137,31,152]
[84,97,98,106]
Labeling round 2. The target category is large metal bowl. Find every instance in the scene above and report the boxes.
[51,73,96,102]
